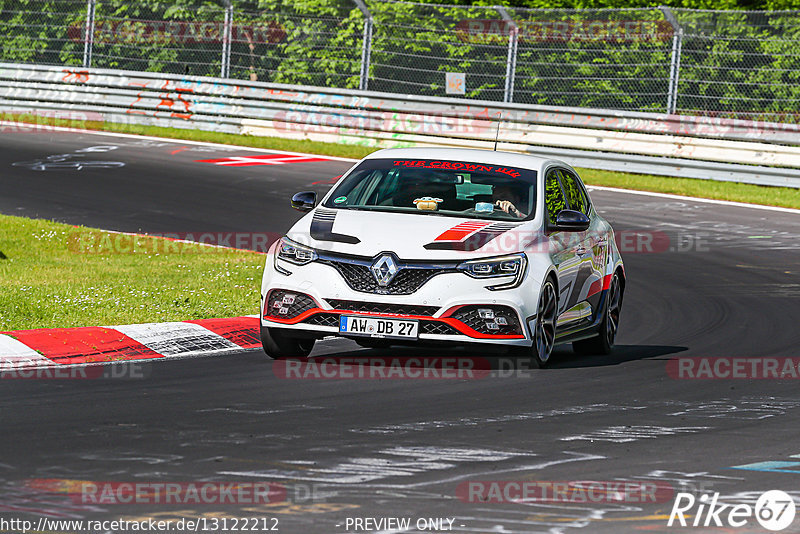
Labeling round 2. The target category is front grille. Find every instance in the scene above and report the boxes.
[318,258,454,295]
[326,299,439,317]
[264,290,316,320]
[304,313,340,327]
[420,321,461,336]
[449,305,522,336]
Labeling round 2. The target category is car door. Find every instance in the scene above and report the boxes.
[544,167,582,316]
[558,168,606,313]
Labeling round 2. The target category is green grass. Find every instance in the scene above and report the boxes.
[579,168,800,210]
[4,111,798,209]
[0,214,265,331]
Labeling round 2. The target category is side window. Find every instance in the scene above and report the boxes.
[558,170,590,216]
[544,169,567,225]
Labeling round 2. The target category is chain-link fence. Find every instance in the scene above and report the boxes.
[1,0,799,122]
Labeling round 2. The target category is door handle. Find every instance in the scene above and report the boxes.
[576,247,588,256]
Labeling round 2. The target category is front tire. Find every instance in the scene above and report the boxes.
[573,273,622,356]
[261,325,314,359]
[511,279,558,368]
[532,279,558,367]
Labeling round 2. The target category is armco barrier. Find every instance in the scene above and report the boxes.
[1,62,799,188]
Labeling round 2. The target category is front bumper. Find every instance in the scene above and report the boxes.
[260,252,545,347]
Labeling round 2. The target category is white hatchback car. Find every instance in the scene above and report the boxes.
[260,148,624,366]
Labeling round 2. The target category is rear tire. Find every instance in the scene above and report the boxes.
[573,273,622,356]
[260,325,314,359]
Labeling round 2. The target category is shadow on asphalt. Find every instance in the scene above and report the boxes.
[300,341,687,371]
[547,344,689,369]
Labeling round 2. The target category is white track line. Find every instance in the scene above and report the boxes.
[32,123,799,213]
[586,185,800,214]
[33,123,359,162]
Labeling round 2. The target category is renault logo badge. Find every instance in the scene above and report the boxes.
[371,254,399,286]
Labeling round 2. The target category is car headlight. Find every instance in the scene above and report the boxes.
[274,237,317,275]
[457,253,527,290]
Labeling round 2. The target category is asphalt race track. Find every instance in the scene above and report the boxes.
[2,129,800,533]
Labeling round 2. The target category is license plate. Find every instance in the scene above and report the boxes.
[339,316,418,340]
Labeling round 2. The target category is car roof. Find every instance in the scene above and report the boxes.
[363,147,555,170]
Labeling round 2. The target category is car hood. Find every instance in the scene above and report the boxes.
[286,208,539,260]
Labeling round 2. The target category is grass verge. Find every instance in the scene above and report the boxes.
[0,213,264,331]
[4,112,800,209]
[579,168,800,209]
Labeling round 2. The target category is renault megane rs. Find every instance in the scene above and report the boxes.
[260,148,624,367]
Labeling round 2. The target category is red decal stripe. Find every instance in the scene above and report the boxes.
[6,327,162,365]
[437,318,525,339]
[263,308,439,324]
[603,273,613,290]
[587,274,614,298]
[435,221,492,242]
[263,309,524,340]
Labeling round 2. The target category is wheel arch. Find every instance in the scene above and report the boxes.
[545,268,559,295]
[614,264,626,293]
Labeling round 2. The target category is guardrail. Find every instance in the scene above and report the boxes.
[4,1,800,121]
[1,62,799,188]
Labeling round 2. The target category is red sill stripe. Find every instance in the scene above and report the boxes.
[586,274,614,299]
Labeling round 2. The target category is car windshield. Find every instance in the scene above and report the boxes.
[322,158,537,220]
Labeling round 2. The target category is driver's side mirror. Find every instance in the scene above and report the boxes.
[553,209,590,232]
[291,191,317,212]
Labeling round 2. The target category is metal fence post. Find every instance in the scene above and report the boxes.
[221,1,233,78]
[353,0,373,91]
[660,6,683,115]
[82,0,96,68]
[496,6,517,103]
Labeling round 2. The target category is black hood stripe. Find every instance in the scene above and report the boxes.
[310,209,360,244]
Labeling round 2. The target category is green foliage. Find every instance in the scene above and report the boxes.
[0,0,798,118]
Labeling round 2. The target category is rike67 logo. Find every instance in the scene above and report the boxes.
[668,490,796,531]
